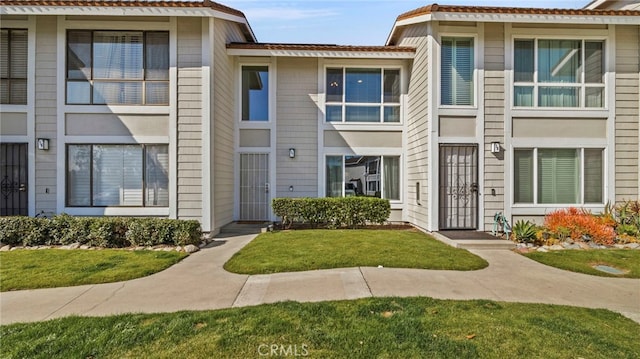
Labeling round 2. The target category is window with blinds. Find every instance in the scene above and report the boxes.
[66,30,169,105]
[325,155,400,200]
[513,38,605,108]
[513,148,604,205]
[67,144,169,207]
[441,37,474,106]
[1,29,28,104]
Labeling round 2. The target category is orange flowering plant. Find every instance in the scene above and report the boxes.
[543,207,616,245]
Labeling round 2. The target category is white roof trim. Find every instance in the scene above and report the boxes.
[385,14,432,45]
[430,12,640,25]
[584,0,608,9]
[0,5,245,23]
[227,48,415,59]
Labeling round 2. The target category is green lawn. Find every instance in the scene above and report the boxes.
[522,249,640,278]
[224,229,488,274]
[2,297,638,358]
[0,249,187,291]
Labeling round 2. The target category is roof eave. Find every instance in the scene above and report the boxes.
[0,4,257,42]
[226,48,415,59]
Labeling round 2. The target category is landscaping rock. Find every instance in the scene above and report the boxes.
[613,244,626,249]
[564,238,574,245]
[536,247,548,253]
[184,244,199,253]
[162,247,174,252]
[588,242,601,249]
[562,243,581,250]
[175,246,182,252]
[549,244,564,251]
[0,245,11,252]
[625,243,639,249]
[80,245,90,250]
[578,242,591,250]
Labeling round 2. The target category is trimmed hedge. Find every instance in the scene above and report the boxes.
[0,214,202,247]
[272,197,391,229]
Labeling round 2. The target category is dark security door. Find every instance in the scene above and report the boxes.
[1,143,28,216]
[439,144,478,229]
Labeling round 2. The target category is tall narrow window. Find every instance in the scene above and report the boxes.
[66,30,169,105]
[441,37,474,106]
[326,156,343,197]
[584,149,603,203]
[514,149,533,203]
[1,29,28,104]
[241,65,269,121]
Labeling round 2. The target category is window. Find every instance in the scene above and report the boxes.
[1,29,28,104]
[514,39,604,108]
[325,67,400,123]
[66,30,169,105]
[441,37,474,106]
[67,144,169,207]
[326,155,400,200]
[514,148,603,205]
[241,66,269,121]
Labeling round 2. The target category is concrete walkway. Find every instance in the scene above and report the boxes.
[1,232,639,325]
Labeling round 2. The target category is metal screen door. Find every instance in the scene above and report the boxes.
[1,143,28,216]
[439,145,478,229]
[239,153,270,221]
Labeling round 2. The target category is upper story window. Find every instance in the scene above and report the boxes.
[325,67,400,123]
[241,65,269,121]
[441,37,474,106]
[66,30,169,105]
[1,29,28,105]
[514,39,605,108]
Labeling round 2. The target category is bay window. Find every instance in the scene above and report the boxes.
[326,155,400,200]
[67,144,169,207]
[514,38,604,108]
[1,29,28,104]
[66,30,169,105]
[441,37,474,106]
[325,67,400,123]
[514,148,603,205]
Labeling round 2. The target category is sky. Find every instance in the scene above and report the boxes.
[220,0,591,45]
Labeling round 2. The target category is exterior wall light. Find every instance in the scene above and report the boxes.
[289,148,295,158]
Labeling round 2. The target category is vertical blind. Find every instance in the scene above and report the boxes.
[441,37,474,106]
[0,29,28,104]
[514,149,533,203]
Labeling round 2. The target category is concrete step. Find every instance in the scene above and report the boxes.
[452,240,516,250]
[219,222,270,235]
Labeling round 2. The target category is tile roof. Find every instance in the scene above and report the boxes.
[226,42,416,53]
[0,0,245,18]
[397,3,640,21]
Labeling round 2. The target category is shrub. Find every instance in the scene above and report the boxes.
[511,220,538,243]
[0,215,201,247]
[272,197,391,229]
[543,208,615,245]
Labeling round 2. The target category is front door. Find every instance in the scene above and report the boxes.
[439,144,478,229]
[1,143,28,216]
[239,153,270,221]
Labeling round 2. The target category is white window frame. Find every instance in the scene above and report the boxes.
[512,147,606,208]
[512,36,608,110]
[323,65,403,124]
[438,33,478,109]
[239,63,272,123]
[323,153,403,204]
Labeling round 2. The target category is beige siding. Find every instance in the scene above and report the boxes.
[176,18,203,220]
[483,22,505,228]
[276,57,319,198]
[0,113,27,135]
[439,117,475,137]
[65,114,169,136]
[615,25,640,202]
[324,131,402,148]
[213,19,245,229]
[398,23,429,228]
[34,16,57,213]
[239,129,270,147]
[512,118,607,138]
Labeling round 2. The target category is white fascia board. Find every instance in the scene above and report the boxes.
[385,14,432,45]
[431,12,640,25]
[226,48,415,59]
[0,5,247,24]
